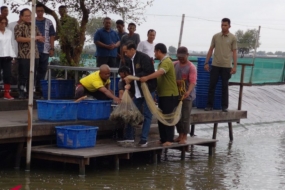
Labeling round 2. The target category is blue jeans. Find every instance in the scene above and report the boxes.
[125,92,154,141]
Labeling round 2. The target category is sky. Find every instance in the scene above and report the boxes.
[2,0,285,53]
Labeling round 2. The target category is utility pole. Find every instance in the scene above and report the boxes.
[249,26,261,84]
[178,14,185,48]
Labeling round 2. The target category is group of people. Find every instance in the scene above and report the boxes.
[0,4,236,146]
[0,4,76,99]
[77,17,237,147]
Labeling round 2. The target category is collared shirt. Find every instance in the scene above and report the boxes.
[0,28,16,57]
[7,21,19,56]
[14,22,41,59]
[157,56,179,97]
[94,28,120,57]
[36,18,56,54]
[137,40,155,58]
[211,32,237,68]
[131,53,142,98]
[80,71,111,92]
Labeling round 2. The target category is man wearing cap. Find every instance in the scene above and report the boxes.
[204,18,237,112]
[173,46,197,144]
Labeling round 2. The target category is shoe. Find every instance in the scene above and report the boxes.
[18,91,26,99]
[138,140,148,147]
[222,108,228,112]
[204,107,213,111]
[117,139,135,143]
[3,84,14,100]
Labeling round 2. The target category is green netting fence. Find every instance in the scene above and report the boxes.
[155,57,285,84]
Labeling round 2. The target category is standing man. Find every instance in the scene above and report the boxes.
[35,3,56,95]
[137,29,156,60]
[120,23,140,64]
[115,19,127,67]
[14,8,45,99]
[204,18,237,112]
[58,5,79,59]
[140,43,179,146]
[173,47,197,144]
[120,42,157,147]
[0,6,8,19]
[8,16,21,86]
[94,17,120,67]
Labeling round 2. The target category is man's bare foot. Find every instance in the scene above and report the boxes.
[162,141,172,146]
[174,134,182,142]
[178,139,187,144]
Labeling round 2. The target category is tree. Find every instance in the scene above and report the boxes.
[85,17,116,41]
[274,51,283,55]
[267,52,274,55]
[5,0,153,66]
[235,29,260,58]
[168,46,177,54]
[257,51,266,55]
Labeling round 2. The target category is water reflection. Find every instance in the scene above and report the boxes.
[1,124,285,189]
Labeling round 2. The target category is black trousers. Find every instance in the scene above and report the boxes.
[207,66,231,109]
[158,96,179,143]
[36,53,49,90]
[18,58,39,92]
[0,57,12,84]
[96,56,117,68]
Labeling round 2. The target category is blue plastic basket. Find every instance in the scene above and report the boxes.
[110,77,120,94]
[37,100,78,121]
[55,125,99,149]
[196,94,222,110]
[77,100,112,120]
[41,80,75,99]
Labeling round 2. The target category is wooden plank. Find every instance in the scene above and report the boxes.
[31,137,218,159]
[32,152,90,165]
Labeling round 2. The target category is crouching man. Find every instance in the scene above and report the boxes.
[75,64,121,103]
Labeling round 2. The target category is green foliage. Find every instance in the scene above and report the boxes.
[235,29,261,58]
[168,46,177,54]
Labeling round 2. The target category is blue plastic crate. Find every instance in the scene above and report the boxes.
[55,125,99,149]
[37,100,78,121]
[110,77,120,94]
[196,94,222,110]
[77,100,112,120]
[41,80,75,99]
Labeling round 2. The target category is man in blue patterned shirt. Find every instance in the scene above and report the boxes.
[35,3,55,95]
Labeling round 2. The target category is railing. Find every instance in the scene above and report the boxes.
[47,65,119,100]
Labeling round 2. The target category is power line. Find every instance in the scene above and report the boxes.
[146,14,285,32]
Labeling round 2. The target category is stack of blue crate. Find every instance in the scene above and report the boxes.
[196,58,222,109]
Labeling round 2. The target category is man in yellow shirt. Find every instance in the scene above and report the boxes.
[75,64,121,103]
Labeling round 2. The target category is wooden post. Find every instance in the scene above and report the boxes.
[15,142,24,169]
[79,159,85,176]
[181,146,188,160]
[208,144,213,156]
[115,155,120,170]
[190,124,195,136]
[228,122,233,142]
[238,65,245,110]
[212,123,218,139]
[153,151,157,164]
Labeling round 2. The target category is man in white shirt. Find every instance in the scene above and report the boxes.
[137,29,156,62]
[8,16,21,86]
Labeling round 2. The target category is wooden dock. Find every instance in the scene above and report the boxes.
[0,100,247,175]
[30,137,217,176]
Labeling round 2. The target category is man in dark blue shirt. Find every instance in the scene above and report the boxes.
[94,17,120,68]
[35,3,55,95]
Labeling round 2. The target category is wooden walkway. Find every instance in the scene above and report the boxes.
[30,137,217,176]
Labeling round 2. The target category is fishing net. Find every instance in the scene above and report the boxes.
[110,90,144,126]
[126,76,183,126]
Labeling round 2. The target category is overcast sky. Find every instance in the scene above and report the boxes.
[2,0,285,53]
